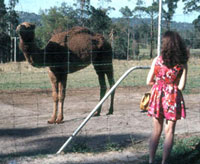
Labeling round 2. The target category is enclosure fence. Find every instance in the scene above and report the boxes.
[0,58,200,160]
[0,1,200,162]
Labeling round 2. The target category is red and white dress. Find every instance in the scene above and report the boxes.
[148,56,186,121]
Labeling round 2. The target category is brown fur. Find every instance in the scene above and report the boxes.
[16,22,115,124]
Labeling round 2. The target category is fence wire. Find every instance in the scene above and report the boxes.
[0,58,200,160]
[0,2,200,162]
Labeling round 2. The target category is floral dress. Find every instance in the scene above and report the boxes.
[148,56,186,121]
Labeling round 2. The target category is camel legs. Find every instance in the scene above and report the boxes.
[94,70,115,116]
[106,71,115,115]
[94,73,107,116]
[56,74,67,123]
[47,69,67,124]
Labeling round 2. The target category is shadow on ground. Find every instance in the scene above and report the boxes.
[0,127,148,160]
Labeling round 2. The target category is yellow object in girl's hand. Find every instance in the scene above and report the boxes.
[140,92,151,111]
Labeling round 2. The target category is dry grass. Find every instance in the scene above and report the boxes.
[0,58,199,93]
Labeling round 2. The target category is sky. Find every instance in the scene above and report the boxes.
[5,0,199,23]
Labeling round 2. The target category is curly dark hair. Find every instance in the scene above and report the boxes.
[161,31,189,68]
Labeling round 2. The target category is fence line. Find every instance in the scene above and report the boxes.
[56,66,150,154]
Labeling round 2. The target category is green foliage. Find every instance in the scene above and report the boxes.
[183,0,200,13]
[87,6,112,34]
[0,0,8,32]
[35,2,112,46]
[120,6,133,18]
[105,142,122,151]
[16,0,200,59]
[35,3,80,47]
[6,0,19,36]
[0,0,18,63]
[0,32,11,63]
[183,0,200,33]
[134,1,159,17]
[163,0,180,30]
[111,21,129,59]
[155,135,200,164]
[133,0,158,58]
[193,15,200,32]
[70,142,91,153]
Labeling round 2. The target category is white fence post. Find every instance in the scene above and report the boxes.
[11,37,18,62]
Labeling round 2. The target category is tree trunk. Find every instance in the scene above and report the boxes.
[127,28,130,60]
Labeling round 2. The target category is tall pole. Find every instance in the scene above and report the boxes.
[157,0,162,56]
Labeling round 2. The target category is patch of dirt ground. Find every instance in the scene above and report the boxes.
[0,87,200,164]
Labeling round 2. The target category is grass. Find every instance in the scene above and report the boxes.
[0,59,150,90]
[138,133,200,164]
[153,134,200,164]
[185,59,200,94]
[0,58,199,94]
[60,132,200,164]
[190,49,200,58]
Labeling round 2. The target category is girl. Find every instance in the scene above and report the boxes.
[146,31,189,164]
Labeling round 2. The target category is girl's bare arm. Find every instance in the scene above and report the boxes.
[146,57,158,86]
[178,64,188,91]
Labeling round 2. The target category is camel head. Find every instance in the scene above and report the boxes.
[16,22,35,43]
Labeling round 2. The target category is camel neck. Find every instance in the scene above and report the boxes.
[19,39,46,67]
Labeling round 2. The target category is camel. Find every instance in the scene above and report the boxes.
[16,22,115,124]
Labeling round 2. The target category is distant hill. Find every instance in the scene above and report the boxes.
[17,11,41,25]
[112,17,194,31]
[17,11,194,31]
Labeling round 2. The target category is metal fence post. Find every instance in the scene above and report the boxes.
[56,66,150,154]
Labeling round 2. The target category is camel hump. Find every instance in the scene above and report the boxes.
[50,26,96,46]
[68,27,106,50]
[67,26,94,36]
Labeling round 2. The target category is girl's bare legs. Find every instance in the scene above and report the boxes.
[149,117,164,164]
[161,120,176,164]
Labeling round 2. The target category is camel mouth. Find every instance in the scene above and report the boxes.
[16,24,21,34]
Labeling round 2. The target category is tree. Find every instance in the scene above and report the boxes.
[183,0,200,32]
[87,6,112,34]
[75,0,112,26]
[133,28,140,59]
[75,0,90,26]
[7,0,19,36]
[134,0,159,58]
[36,3,80,46]
[0,32,11,63]
[183,0,200,13]
[193,16,200,32]
[0,0,7,32]
[120,6,133,60]
[163,0,180,30]
[76,0,90,10]
[0,0,18,63]
[111,21,129,59]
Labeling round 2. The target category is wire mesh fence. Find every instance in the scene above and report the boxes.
[0,57,200,161]
[1,1,200,163]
